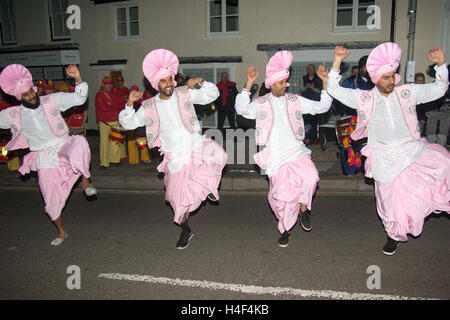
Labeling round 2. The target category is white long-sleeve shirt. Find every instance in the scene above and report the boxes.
[327,64,449,183]
[0,82,89,169]
[119,82,219,173]
[235,90,333,177]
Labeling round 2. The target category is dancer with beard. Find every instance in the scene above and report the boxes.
[0,64,97,246]
[327,43,449,255]
[120,49,227,249]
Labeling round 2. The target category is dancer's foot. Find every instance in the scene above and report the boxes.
[278,231,290,248]
[176,231,193,249]
[51,233,68,246]
[300,209,312,232]
[382,236,398,256]
[207,193,218,202]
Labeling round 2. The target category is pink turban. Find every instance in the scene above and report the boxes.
[0,64,37,101]
[265,50,293,89]
[366,42,402,85]
[142,49,179,91]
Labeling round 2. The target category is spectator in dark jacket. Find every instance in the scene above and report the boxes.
[216,72,238,130]
[301,64,323,144]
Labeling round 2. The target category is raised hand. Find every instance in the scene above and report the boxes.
[186,77,204,89]
[127,90,143,107]
[65,65,82,83]
[334,46,351,61]
[317,65,329,89]
[244,66,259,92]
[246,66,259,84]
[317,65,329,82]
[427,45,446,66]
[332,46,350,71]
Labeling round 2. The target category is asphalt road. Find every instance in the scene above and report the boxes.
[0,189,449,301]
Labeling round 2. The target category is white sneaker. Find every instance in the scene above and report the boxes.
[84,186,97,197]
[51,234,68,246]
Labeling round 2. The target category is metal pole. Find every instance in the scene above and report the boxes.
[405,0,417,82]
[390,0,396,42]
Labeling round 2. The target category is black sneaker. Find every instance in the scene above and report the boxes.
[300,210,312,231]
[207,193,218,202]
[176,231,194,250]
[278,232,290,248]
[382,236,398,256]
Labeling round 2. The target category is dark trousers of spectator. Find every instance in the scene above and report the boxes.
[218,106,236,130]
[303,114,318,144]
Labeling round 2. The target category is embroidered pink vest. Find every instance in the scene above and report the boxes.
[351,84,420,141]
[6,95,69,151]
[142,86,201,148]
[254,93,305,145]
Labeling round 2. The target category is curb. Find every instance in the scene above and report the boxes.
[0,173,375,194]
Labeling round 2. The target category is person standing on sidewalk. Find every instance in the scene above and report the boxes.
[113,75,130,163]
[327,43,449,256]
[235,50,332,248]
[216,71,238,131]
[120,49,227,250]
[300,64,323,145]
[113,75,130,104]
[95,76,127,170]
[126,84,152,165]
[0,64,97,246]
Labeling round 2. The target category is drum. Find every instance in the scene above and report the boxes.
[66,113,84,127]
[335,116,355,145]
[136,136,148,149]
[0,141,8,163]
[109,127,125,144]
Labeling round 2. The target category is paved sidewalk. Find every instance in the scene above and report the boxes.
[0,135,374,194]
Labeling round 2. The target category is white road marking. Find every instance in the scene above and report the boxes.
[97,273,437,300]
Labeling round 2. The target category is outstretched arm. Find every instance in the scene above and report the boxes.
[326,46,360,109]
[188,77,220,105]
[119,90,146,130]
[235,66,260,120]
[53,65,88,111]
[413,45,448,104]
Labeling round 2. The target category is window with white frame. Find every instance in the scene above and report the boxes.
[116,5,139,39]
[0,0,17,44]
[49,0,71,40]
[207,0,239,36]
[334,0,377,32]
